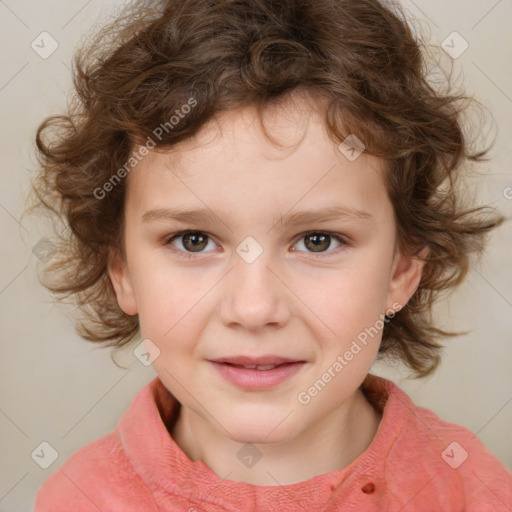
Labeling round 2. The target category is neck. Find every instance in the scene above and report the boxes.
[170,388,381,485]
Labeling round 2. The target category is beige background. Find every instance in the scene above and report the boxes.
[0,0,511,510]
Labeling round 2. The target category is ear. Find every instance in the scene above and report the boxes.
[385,245,428,312]
[108,247,138,315]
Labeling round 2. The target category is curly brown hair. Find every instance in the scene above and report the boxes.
[30,0,503,377]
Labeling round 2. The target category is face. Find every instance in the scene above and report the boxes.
[110,95,424,445]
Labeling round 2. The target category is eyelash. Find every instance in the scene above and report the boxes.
[162,230,351,260]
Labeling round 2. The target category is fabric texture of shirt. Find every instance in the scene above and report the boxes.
[33,374,512,511]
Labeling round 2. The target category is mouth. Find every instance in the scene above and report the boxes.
[221,362,289,370]
[208,356,307,390]
[209,355,305,367]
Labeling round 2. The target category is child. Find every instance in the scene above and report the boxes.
[32,0,512,510]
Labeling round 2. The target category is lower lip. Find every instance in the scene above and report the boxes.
[209,361,306,390]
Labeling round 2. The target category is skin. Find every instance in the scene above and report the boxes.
[109,93,426,485]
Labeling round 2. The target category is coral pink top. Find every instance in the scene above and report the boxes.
[34,375,512,511]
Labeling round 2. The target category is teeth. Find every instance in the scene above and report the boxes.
[233,363,278,370]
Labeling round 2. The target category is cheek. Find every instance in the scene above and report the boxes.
[127,251,184,338]
[130,255,215,352]
[303,253,392,350]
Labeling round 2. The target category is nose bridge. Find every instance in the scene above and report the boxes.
[219,240,290,329]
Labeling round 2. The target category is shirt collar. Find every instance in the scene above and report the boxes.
[118,373,409,509]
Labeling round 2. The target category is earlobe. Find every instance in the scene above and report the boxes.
[386,245,428,312]
[108,247,138,316]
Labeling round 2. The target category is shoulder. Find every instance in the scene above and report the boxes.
[33,376,181,511]
[379,378,512,511]
[33,430,156,511]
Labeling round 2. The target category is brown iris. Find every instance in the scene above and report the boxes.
[303,232,331,252]
[182,232,209,252]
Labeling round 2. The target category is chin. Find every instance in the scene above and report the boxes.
[227,431,293,446]
[221,416,299,446]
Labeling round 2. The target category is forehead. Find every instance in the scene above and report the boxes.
[125,99,392,226]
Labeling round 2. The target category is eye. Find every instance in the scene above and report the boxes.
[165,231,217,255]
[292,231,347,255]
[163,230,350,259]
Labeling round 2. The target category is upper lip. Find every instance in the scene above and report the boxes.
[209,356,304,366]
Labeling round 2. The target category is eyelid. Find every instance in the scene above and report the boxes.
[163,230,220,258]
[291,230,350,256]
[163,229,351,259]
[294,229,350,243]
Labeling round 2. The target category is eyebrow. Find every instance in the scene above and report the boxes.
[276,206,374,227]
[141,205,373,227]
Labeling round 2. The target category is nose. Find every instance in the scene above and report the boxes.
[218,249,291,332]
